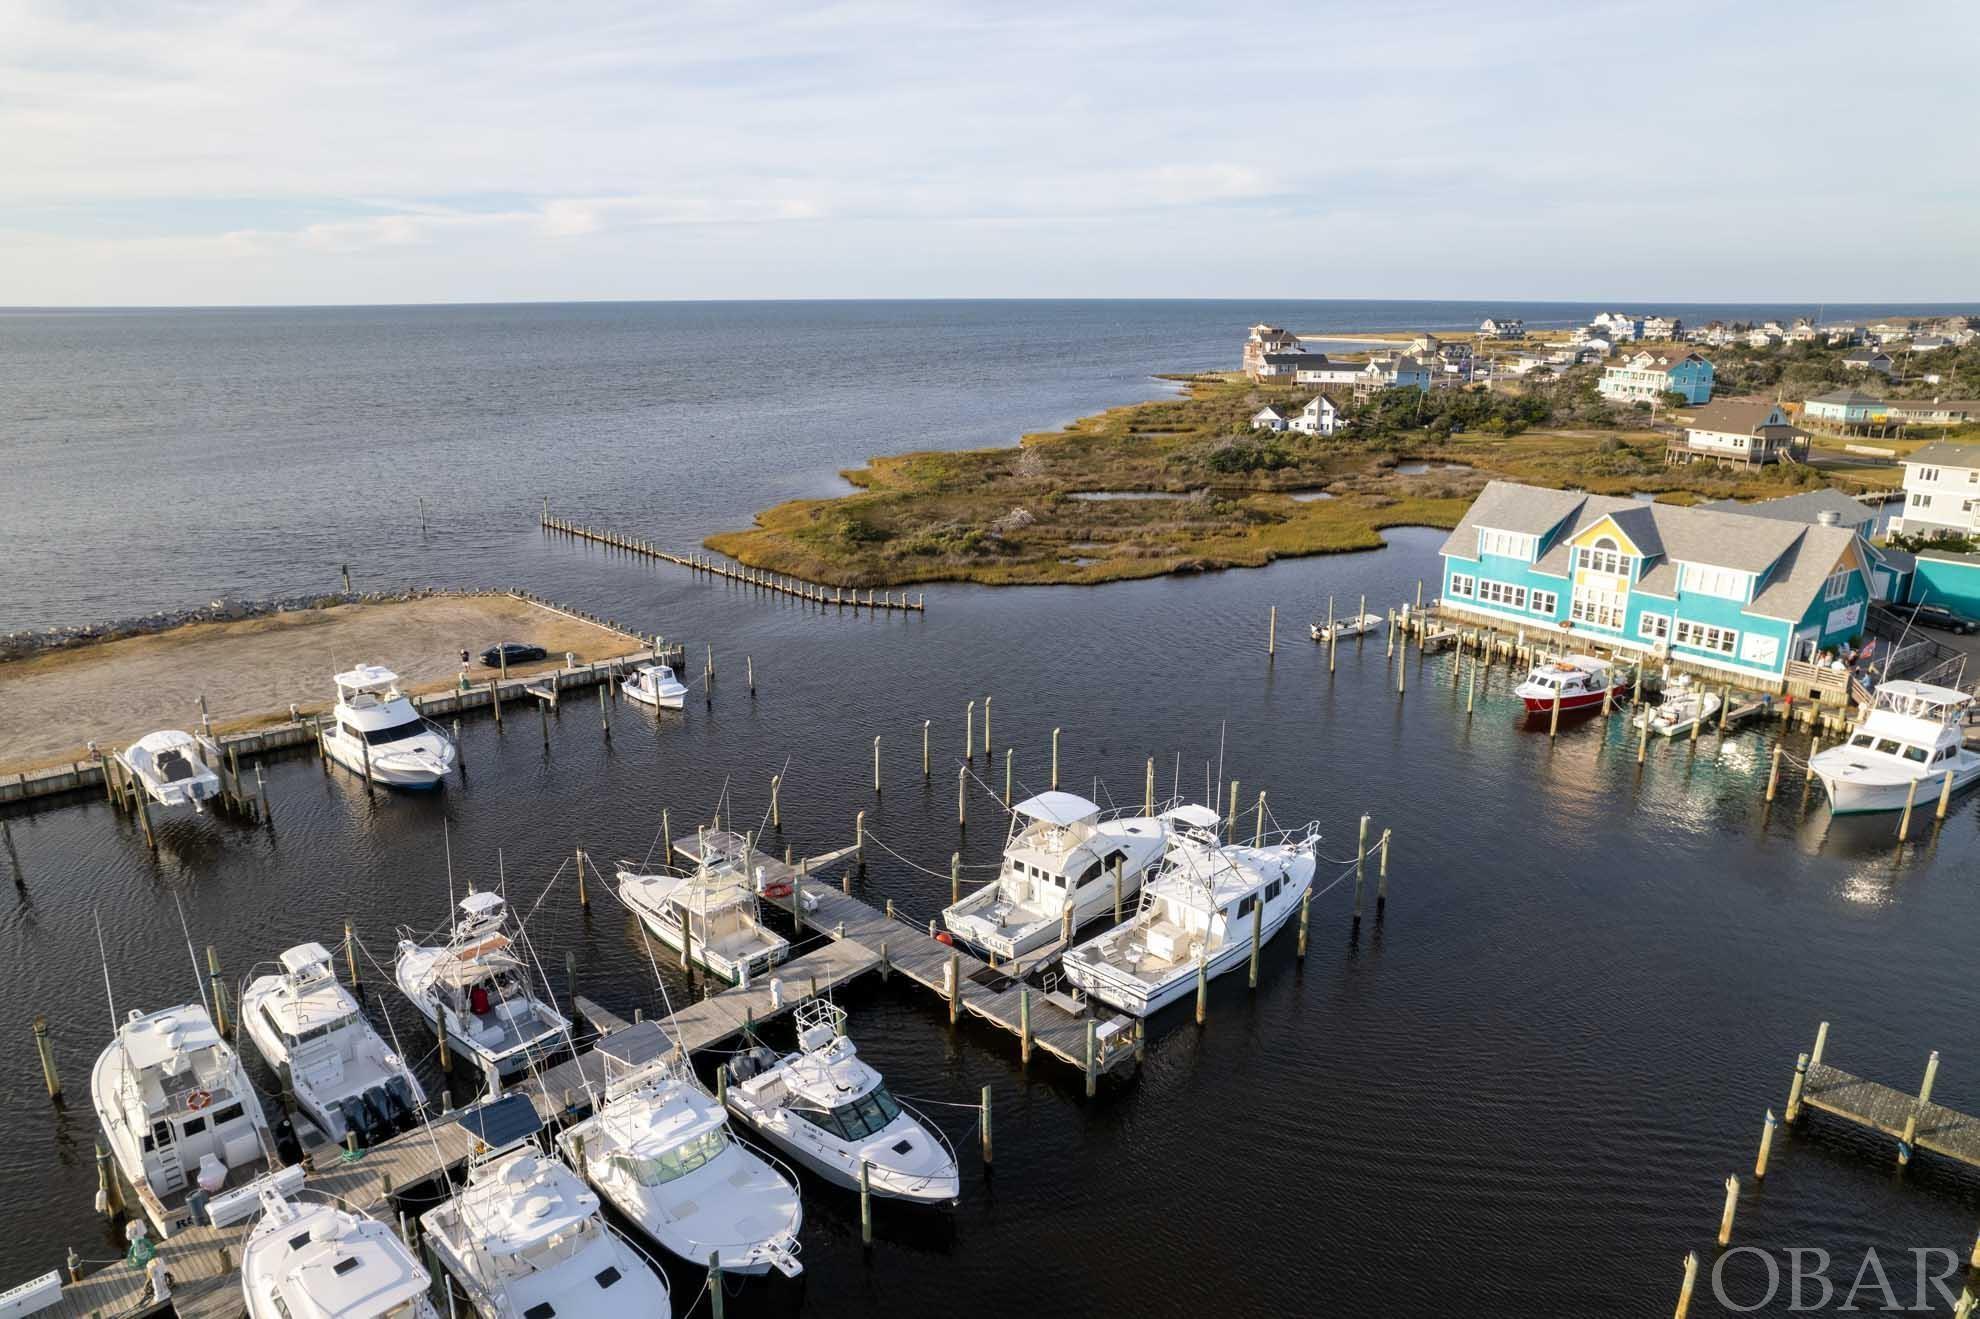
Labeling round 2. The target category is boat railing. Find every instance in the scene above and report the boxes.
[892,1098,961,1195]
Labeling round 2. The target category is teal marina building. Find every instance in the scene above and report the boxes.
[1438,481,1875,689]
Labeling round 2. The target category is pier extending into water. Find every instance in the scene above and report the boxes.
[541,507,926,611]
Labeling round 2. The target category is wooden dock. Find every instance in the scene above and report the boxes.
[677,832,1142,1085]
[541,511,925,612]
[1785,1024,1980,1170]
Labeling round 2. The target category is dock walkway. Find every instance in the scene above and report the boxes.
[678,832,1141,1083]
[1783,1024,1980,1173]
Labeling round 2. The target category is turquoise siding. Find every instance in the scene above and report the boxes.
[1666,360,1714,404]
[1909,556,1980,617]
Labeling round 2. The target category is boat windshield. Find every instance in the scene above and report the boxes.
[617,1128,728,1185]
[363,719,427,746]
[795,1086,902,1141]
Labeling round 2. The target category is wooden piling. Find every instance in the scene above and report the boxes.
[770,775,781,829]
[855,809,866,865]
[344,920,361,990]
[1397,638,1406,695]
[662,809,672,867]
[1226,779,1239,839]
[205,946,230,1038]
[1898,1050,1940,1166]
[1784,1051,1809,1123]
[957,764,967,829]
[951,852,961,907]
[746,655,754,695]
[980,1084,993,1167]
[1675,1251,1699,1318]
[1899,778,1919,840]
[1253,790,1266,847]
[1112,856,1123,924]
[859,1161,873,1247]
[922,721,931,779]
[966,700,974,760]
[982,695,991,759]
[1717,1174,1739,1246]
[134,777,156,849]
[1145,756,1155,814]
[435,1007,451,1071]
[1638,717,1650,765]
[1019,988,1032,1064]
[1195,952,1208,1026]
[1765,745,1783,802]
[1377,830,1390,913]
[1297,888,1310,959]
[1937,768,1956,820]
[1267,605,1277,656]
[947,951,960,1025]
[1549,687,1561,739]
[1755,1109,1777,1179]
[1467,657,1476,715]
[96,1140,123,1217]
[1084,1019,1097,1099]
[1004,748,1013,807]
[32,1015,59,1101]
[1247,897,1262,989]
[873,735,882,795]
[575,849,588,908]
[1718,685,1730,735]
[1051,727,1061,790]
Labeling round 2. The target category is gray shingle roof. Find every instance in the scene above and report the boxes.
[1441,480,1863,623]
[1683,396,1788,436]
[1694,488,1879,530]
[1905,442,1980,468]
[1807,388,1885,406]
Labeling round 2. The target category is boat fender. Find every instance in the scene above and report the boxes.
[935,932,954,946]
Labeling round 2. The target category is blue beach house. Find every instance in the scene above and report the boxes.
[1597,350,1715,406]
[1438,481,1874,691]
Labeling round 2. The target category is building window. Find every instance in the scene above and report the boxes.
[1917,467,1940,482]
[1448,573,1475,598]
[1822,570,1852,602]
[1530,590,1558,615]
[1577,539,1629,576]
[1911,493,1933,508]
[1477,529,1535,560]
[1680,563,1748,600]
[1569,586,1626,629]
[1639,613,1670,641]
[1674,619,1738,655]
[1477,580,1528,610]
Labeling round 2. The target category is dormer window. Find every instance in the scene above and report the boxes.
[1680,563,1749,600]
[1477,528,1536,560]
[1577,536,1630,577]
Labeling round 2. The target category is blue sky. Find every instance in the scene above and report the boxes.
[3,0,1976,305]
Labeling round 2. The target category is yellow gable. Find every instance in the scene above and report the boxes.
[1568,514,1643,558]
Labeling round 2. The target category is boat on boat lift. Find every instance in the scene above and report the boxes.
[241,1186,438,1319]
[319,665,456,789]
[940,792,1182,962]
[1310,612,1384,642]
[1809,679,1980,814]
[395,891,571,1082]
[622,662,688,711]
[1631,675,1722,737]
[1512,653,1630,715]
[1062,824,1319,1017]
[240,943,425,1151]
[420,1094,672,1319]
[616,832,788,984]
[555,1023,804,1278]
[91,1002,290,1238]
[118,730,223,811]
[723,999,959,1206]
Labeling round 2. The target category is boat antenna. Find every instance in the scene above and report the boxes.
[446,818,462,902]
[94,909,119,1031]
[497,847,507,903]
[172,893,213,1018]
[1213,720,1227,814]
[1172,751,1182,805]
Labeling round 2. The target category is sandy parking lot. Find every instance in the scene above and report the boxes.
[0,595,640,771]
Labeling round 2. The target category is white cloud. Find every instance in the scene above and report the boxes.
[0,0,1975,302]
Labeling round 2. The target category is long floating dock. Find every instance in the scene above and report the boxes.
[677,831,1142,1086]
[1785,1023,1980,1169]
[541,511,925,611]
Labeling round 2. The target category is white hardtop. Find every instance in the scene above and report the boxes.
[1545,654,1610,675]
[119,1003,224,1074]
[248,1192,430,1319]
[597,1076,726,1158]
[1159,803,1221,832]
[133,728,200,754]
[453,1153,600,1257]
[333,665,402,696]
[458,891,507,920]
[1872,680,1971,724]
[280,943,337,980]
[1154,839,1293,911]
[639,662,679,681]
[1013,791,1101,825]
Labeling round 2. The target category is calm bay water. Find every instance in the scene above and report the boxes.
[5,302,1980,1317]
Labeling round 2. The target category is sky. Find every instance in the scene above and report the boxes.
[3,0,1977,306]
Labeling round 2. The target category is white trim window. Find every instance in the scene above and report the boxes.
[1911,492,1934,509]
[1639,612,1671,641]
[1679,563,1749,601]
[1478,580,1528,609]
[1448,573,1475,598]
[1529,590,1558,616]
[1570,585,1627,629]
[1576,539,1631,577]
[1674,619,1738,655]
[1821,569,1852,602]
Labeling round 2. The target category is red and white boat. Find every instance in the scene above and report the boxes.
[1513,654,1630,714]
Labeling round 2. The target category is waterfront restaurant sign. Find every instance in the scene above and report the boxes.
[1825,601,1864,635]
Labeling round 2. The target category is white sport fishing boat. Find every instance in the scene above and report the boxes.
[622,662,688,711]
[420,1094,672,1319]
[395,891,571,1081]
[1310,612,1383,641]
[1062,826,1318,1017]
[1809,680,1980,815]
[723,999,958,1206]
[940,792,1179,962]
[91,1002,287,1238]
[118,730,222,811]
[556,1023,803,1278]
[617,834,788,984]
[242,1187,438,1319]
[320,665,456,789]
[1632,676,1722,738]
[241,943,425,1149]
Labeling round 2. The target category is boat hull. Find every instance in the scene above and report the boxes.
[323,735,452,788]
[624,685,686,710]
[726,1106,959,1205]
[1518,684,1626,715]
[1816,760,1980,814]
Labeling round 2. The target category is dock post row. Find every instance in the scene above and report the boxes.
[542,509,925,611]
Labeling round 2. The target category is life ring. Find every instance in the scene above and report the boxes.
[186,1089,213,1111]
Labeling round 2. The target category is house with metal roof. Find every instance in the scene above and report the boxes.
[1439,480,1874,687]
[1666,396,1810,469]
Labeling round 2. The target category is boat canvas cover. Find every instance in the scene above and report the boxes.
[432,934,524,985]
[596,1023,675,1083]
[453,1094,545,1152]
[1012,791,1101,825]
[1159,804,1221,831]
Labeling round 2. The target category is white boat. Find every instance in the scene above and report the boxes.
[240,943,425,1149]
[1632,676,1723,737]
[940,792,1182,962]
[617,835,788,984]
[1062,827,1318,1017]
[395,891,571,1081]
[623,662,688,711]
[1809,680,1980,815]
[118,730,222,811]
[91,1002,286,1238]
[723,999,958,1206]
[320,665,456,789]
[556,1023,803,1278]
[1310,612,1383,641]
[242,1187,438,1319]
[420,1094,672,1319]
